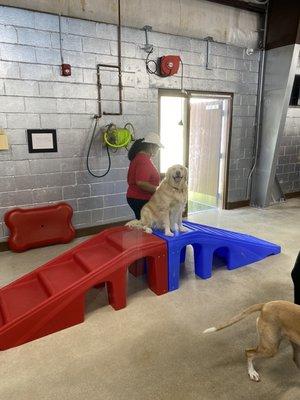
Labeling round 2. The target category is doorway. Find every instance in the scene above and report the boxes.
[159,91,232,213]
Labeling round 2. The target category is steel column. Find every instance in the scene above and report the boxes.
[250,44,299,207]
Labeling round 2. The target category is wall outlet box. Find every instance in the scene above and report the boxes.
[0,131,9,150]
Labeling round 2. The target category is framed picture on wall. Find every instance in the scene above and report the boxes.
[27,129,58,153]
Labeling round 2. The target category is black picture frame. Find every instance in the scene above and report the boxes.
[27,129,58,153]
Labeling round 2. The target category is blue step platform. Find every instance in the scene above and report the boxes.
[153,221,281,291]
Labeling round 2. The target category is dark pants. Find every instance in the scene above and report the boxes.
[291,251,300,305]
[127,197,148,220]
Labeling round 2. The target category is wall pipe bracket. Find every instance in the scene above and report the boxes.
[141,25,153,53]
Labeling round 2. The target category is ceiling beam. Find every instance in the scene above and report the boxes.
[204,0,266,14]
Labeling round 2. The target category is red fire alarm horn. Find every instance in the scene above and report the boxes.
[61,63,71,76]
[158,55,181,77]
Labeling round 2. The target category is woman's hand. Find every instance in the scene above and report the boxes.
[136,181,157,194]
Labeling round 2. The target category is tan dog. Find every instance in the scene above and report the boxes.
[126,164,188,236]
[203,300,300,382]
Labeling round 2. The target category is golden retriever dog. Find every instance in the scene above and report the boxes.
[126,164,188,236]
[203,300,300,382]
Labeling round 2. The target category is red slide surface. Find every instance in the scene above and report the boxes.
[0,226,168,351]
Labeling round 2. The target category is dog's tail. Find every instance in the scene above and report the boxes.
[125,220,153,234]
[125,219,143,229]
[203,303,265,334]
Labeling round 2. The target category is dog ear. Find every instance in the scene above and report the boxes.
[184,166,189,183]
[165,167,172,184]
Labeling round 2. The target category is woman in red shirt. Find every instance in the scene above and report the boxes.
[127,133,163,219]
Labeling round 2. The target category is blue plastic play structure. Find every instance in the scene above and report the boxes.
[153,221,281,291]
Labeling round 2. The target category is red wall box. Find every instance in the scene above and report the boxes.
[4,203,75,252]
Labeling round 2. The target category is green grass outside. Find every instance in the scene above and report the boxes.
[188,190,217,207]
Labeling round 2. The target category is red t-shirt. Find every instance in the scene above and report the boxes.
[127,153,160,200]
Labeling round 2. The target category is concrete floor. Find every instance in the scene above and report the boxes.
[0,198,299,400]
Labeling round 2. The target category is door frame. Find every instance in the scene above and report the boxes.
[158,89,233,209]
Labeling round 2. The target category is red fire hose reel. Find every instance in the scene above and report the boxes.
[145,49,183,90]
[158,55,181,77]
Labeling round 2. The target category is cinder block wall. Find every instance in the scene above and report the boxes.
[276,107,300,193]
[0,5,261,241]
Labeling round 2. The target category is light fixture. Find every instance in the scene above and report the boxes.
[178,97,184,126]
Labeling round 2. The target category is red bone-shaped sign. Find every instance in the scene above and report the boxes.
[5,203,75,252]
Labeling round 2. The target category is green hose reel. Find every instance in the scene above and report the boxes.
[87,120,135,179]
[103,123,134,149]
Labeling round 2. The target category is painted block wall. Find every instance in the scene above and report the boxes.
[276,107,300,193]
[0,5,260,241]
[276,56,300,195]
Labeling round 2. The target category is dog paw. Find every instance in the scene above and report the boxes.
[248,370,260,382]
[144,227,153,234]
[179,226,188,233]
[165,231,174,237]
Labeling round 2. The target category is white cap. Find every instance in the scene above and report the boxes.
[143,132,164,148]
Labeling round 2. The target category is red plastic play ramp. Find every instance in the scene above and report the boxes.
[0,227,168,350]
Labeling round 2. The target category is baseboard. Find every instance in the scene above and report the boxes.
[225,193,299,210]
[75,220,130,237]
[0,242,8,252]
[225,200,250,210]
[0,220,130,253]
[285,191,300,199]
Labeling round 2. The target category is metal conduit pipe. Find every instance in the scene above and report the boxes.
[246,1,269,200]
[250,0,269,4]
[96,0,123,117]
[116,0,123,116]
